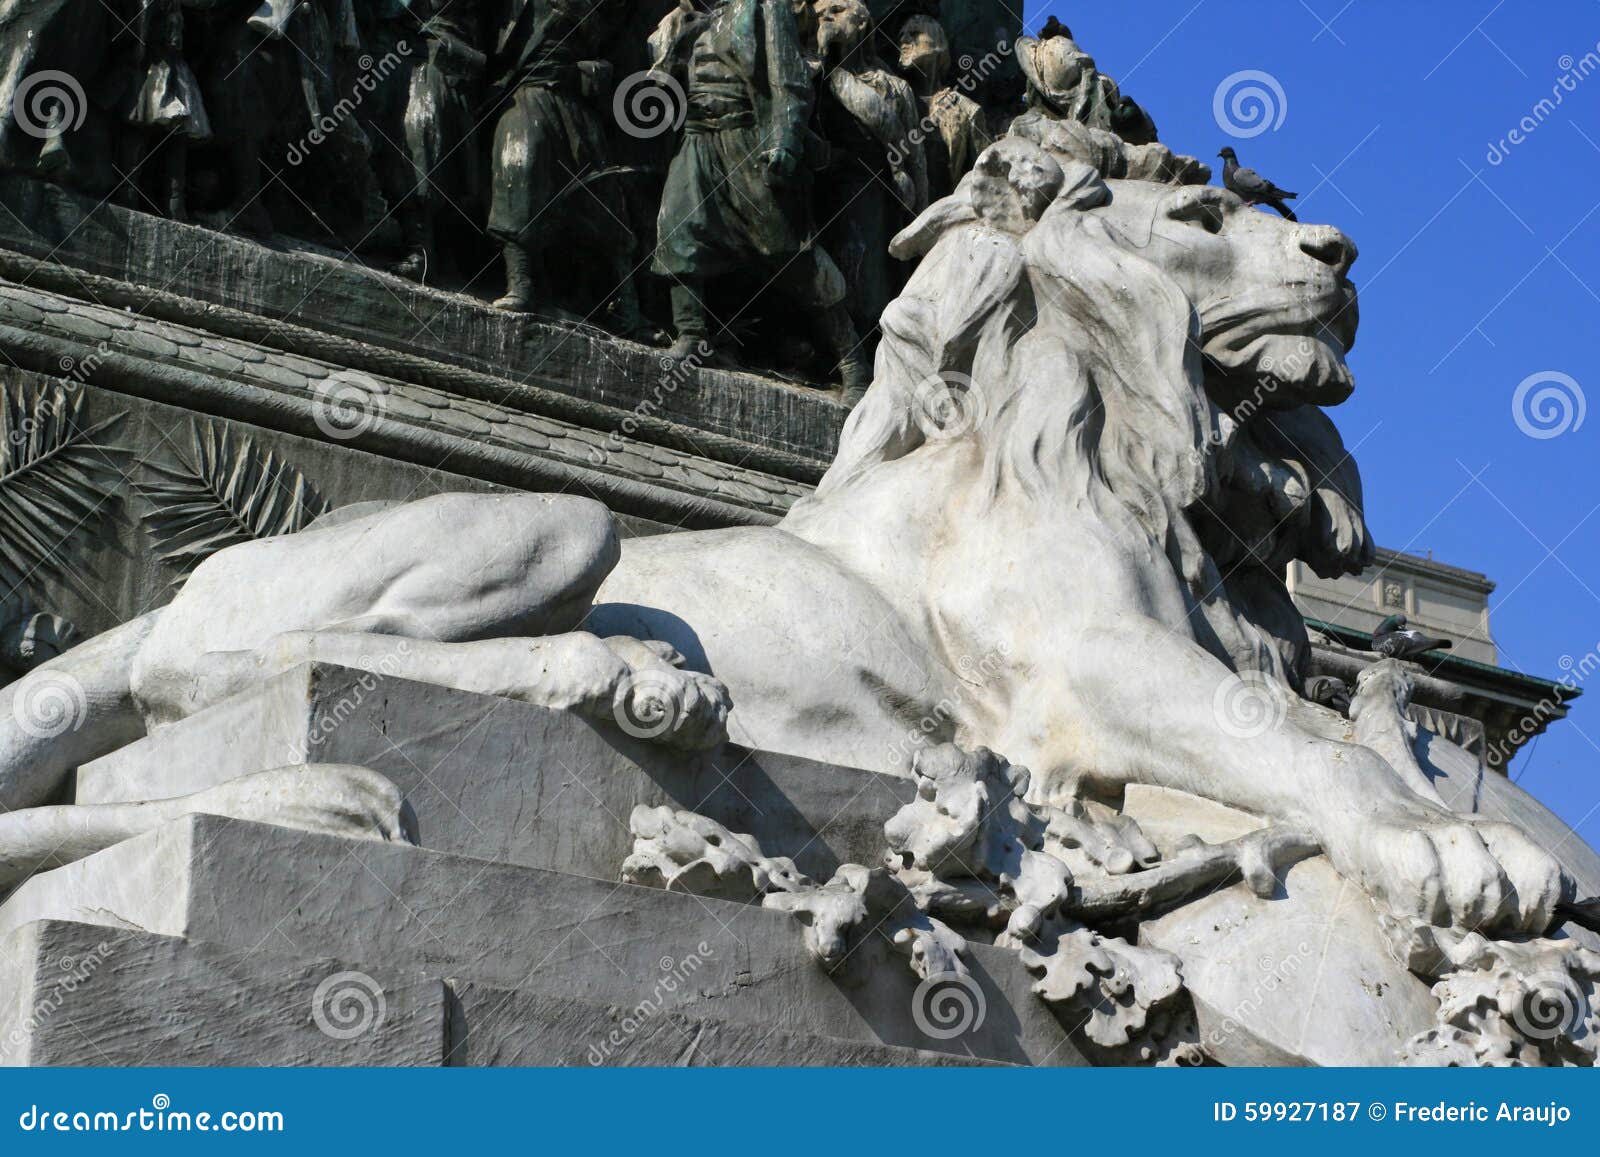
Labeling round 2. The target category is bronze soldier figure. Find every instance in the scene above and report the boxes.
[652,0,869,399]
[896,13,992,201]
[487,0,651,339]
[364,0,485,282]
[811,0,926,346]
[186,1,280,236]
[106,0,212,219]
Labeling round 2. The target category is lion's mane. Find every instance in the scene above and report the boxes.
[803,141,1372,686]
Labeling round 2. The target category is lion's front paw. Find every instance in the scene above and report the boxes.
[611,666,732,751]
[1332,815,1564,936]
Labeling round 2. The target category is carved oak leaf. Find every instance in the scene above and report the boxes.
[137,421,329,585]
[1021,921,1186,1049]
[883,744,1047,881]
[622,804,811,900]
[617,804,967,982]
[892,916,969,982]
[0,380,126,598]
[885,743,1161,944]
[1398,1024,1512,1068]
[762,864,880,969]
[762,862,975,987]
[1398,930,1600,1067]
[995,849,1075,947]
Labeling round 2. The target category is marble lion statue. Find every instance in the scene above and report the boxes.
[0,137,1577,952]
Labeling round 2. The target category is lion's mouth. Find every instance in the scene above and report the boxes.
[1204,277,1357,346]
[1312,280,1359,353]
[1198,279,1359,406]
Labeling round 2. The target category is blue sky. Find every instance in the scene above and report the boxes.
[1020,1,1600,849]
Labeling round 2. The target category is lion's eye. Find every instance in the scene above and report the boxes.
[1171,197,1224,234]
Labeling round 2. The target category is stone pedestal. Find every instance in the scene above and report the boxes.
[2,666,1083,1066]
[0,920,446,1067]
[30,662,1558,1068]
[0,814,1078,1066]
[77,664,913,883]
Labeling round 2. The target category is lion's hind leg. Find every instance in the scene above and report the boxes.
[0,612,162,813]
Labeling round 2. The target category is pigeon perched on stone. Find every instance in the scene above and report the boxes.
[1218,147,1298,221]
[1370,614,1452,660]
[1111,95,1159,145]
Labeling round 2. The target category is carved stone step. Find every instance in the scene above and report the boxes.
[0,917,1003,1068]
[0,816,1084,1066]
[0,919,446,1067]
[76,663,914,884]
[446,981,1013,1067]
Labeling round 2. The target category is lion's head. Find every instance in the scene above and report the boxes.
[1023,162,1371,585]
[1082,178,1359,410]
[803,135,1372,681]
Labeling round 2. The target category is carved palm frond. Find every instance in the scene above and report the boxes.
[0,380,126,600]
[138,421,330,584]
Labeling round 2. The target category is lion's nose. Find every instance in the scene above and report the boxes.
[1298,226,1357,276]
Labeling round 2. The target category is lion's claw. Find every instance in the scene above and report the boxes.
[612,666,732,751]
[1339,816,1564,937]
